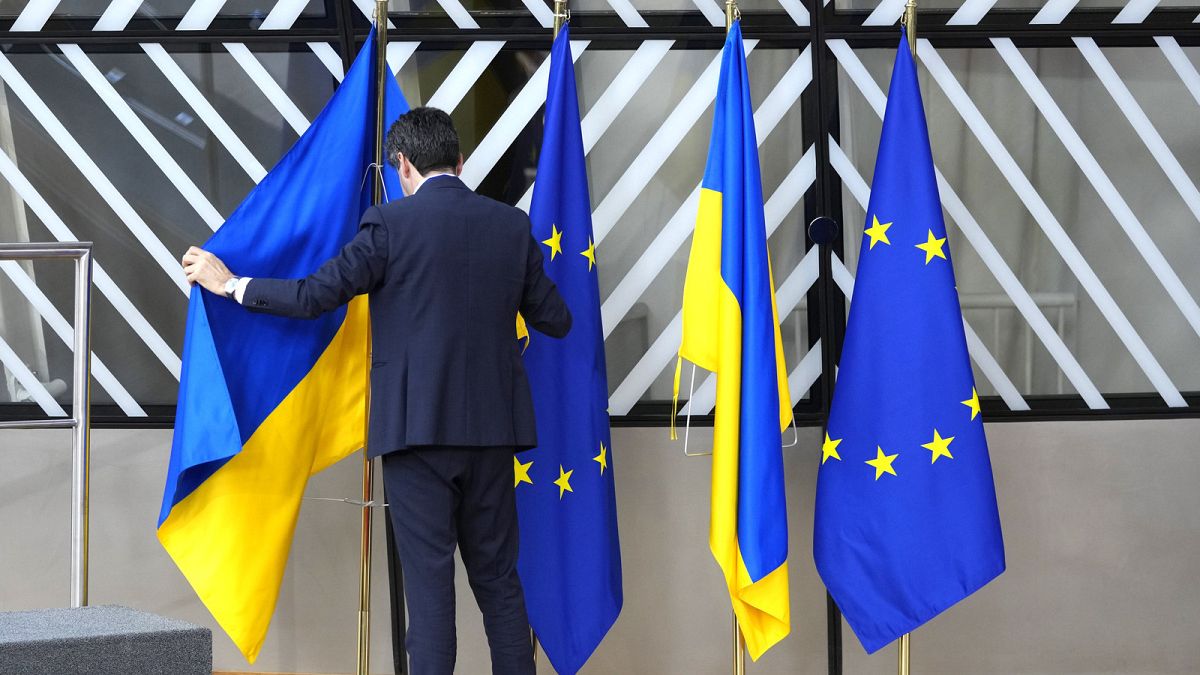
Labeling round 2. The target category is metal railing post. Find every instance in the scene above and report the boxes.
[0,241,94,608]
[71,247,93,607]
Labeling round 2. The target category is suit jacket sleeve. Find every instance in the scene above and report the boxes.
[242,206,388,319]
[520,228,572,338]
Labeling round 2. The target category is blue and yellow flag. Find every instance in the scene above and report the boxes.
[517,24,623,675]
[159,30,407,662]
[677,20,792,661]
[812,31,1005,654]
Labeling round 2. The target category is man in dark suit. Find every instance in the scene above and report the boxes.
[182,107,570,675]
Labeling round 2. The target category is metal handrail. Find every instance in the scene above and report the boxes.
[0,241,93,608]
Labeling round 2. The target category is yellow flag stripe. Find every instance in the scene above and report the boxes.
[158,296,369,662]
[683,188,791,659]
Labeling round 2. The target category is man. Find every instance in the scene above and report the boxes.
[182,107,570,675]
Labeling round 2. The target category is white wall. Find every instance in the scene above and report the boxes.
[2,420,1199,674]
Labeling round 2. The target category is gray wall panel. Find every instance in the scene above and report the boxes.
[2,420,1198,673]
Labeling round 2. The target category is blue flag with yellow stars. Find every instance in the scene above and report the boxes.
[812,30,1005,654]
[517,23,623,675]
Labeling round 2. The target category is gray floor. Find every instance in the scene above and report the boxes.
[0,605,210,675]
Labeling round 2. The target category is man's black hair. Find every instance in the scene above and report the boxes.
[384,107,460,174]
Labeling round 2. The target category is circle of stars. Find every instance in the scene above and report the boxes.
[825,212,974,480]
[822,387,982,481]
[513,222,610,501]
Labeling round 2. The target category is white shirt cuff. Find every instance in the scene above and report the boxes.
[234,276,252,304]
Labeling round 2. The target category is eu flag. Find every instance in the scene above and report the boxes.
[517,23,623,675]
[159,29,407,662]
[677,21,792,660]
[812,31,1005,654]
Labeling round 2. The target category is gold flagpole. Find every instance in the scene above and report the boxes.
[528,2,570,669]
[898,633,911,675]
[553,0,567,34]
[732,613,746,675]
[356,3,389,675]
[901,0,917,56]
[897,8,917,675]
[722,1,746,673]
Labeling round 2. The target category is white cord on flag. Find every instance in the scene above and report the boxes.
[678,362,797,453]
[681,363,712,457]
[307,497,390,507]
[359,163,392,203]
[783,414,799,448]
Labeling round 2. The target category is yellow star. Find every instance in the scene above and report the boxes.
[514,456,533,488]
[921,429,955,464]
[864,215,892,249]
[553,465,574,498]
[821,433,842,465]
[915,229,948,264]
[593,441,608,474]
[865,446,899,480]
[542,225,563,261]
[580,238,596,271]
[962,387,981,420]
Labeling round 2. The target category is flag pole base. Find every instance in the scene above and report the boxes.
[356,453,375,675]
[531,629,539,668]
[732,613,745,675]
[357,609,371,675]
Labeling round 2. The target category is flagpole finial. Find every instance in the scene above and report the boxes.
[552,0,569,38]
[901,0,917,57]
[724,0,740,33]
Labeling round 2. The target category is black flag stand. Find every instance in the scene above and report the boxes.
[385,486,408,674]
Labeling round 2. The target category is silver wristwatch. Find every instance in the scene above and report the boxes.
[223,276,241,300]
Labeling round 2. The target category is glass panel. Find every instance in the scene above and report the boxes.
[610,47,810,404]
[837,44,1200,400]
[835,0,1200,10]
[385,0,768,15]
[394,45,811,407]
[396,47,552,203]
[0,42,341,406]
[0,258,76,408]
[511,46,804,404]
[219,0,327,17]
[388,0,535,11]
[36,0,330,20]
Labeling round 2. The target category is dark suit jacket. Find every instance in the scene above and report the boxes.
[242,175,572,458]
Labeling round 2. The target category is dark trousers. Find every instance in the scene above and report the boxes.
[382,446,535,675]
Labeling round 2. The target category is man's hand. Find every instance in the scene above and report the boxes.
[182,246,234,296]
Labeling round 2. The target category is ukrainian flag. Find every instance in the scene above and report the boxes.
[158,30,407,662]
[678,20,793,660]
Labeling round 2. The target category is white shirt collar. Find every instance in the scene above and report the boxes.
[415,172,457,193]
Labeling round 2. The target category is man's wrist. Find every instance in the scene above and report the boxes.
[223,276,241,300]
[233,277,252,304]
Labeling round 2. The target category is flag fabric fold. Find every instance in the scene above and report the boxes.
[159,29,407,662]
[812,30,1005,655]
[677,20,793,661]
[517,23,623,675]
